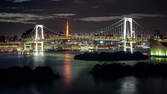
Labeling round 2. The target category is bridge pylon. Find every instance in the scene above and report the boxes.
[123,17,135,39]
[34,25,44,52]
[122,17,136,53]
[35,25,44,40]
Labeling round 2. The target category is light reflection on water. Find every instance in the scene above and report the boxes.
[0,52,167,94]
[120,77,137,94]
[63,53,73,86]
[150,57,167,63]
[32,52,46,69]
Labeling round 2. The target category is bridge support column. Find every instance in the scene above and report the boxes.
[123,41,127,52]
[24,43,32,51]
[123,18,127,39]
[123,41,134,53]
[34,42,44,52]
[130,42,133,54]
[35,42,38,52]
[41,42,44,51]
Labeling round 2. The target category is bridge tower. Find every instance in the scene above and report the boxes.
[34,25,44,52]
[66,20,69,38]
[123,17,135,39]
[123,17,135,53]
[35,25,44,40]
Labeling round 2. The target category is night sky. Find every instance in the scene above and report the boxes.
[0,0,166,35]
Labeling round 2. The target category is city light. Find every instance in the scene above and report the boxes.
[66,20,69,37]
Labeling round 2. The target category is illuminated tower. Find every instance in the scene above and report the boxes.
[123,17,135,39]
[66,20,69,37]
[34,25,44,52]
[35,25,44,40]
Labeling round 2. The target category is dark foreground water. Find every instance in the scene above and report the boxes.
[0,52,167,94]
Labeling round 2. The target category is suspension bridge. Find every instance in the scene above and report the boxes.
[21,17,150,52]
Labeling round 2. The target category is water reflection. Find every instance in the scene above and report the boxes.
[1,52,167,94]
[63,53,73,86]
[32,52,46,69]
[150,57,167,63]
[120,77,137,94]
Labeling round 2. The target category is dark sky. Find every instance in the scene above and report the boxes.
[0,0,166,35]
